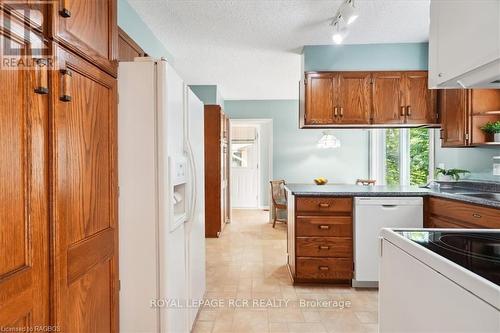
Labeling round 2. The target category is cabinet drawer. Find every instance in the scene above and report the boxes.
[296,237,352,258]
[296,197,352,214]
[426,216,469,229]
[428,197,500,228]
[296,258,353,280]
[296,216,352,237]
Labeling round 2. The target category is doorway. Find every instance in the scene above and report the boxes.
[230,119,273,209]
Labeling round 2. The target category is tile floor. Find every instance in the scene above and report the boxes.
[193,209,378,333]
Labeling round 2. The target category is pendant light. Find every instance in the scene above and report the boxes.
[317,131,341,149]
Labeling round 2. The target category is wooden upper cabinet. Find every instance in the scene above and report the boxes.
[404,71,437,124]
[439,89,500,147]
[301,70,438,127]
[0,25,49,330]
[0,1,47,33]
[439,89,469,147]
[117,27,146,62]
[305,72,336,125]
[337,72,371,124]
[51,44,118,332]
[51,0,118,76]
[372,72,404,124]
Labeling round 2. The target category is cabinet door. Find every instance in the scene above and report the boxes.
[337,72,371,124]
[372,72,404,124]
[0,1,47,33]
[51,45,118,333]
[0,28,49,329]
[439,89,469,147]
[51,0,117,76]
[305,73,336,125]
[404,71,437,124]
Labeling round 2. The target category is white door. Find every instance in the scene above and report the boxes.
[231,126,259,208]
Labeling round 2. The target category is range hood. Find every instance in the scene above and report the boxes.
[440,59,500,89]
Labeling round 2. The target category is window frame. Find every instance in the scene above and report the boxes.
[369,128,435,186]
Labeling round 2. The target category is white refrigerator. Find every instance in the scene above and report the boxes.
[118,58,206,333]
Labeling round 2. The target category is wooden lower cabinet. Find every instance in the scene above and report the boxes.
[0,27,50,329]
[51,45,118,332]
[296,258,353,280]
[426,197,500,229]
[289,196,353,284]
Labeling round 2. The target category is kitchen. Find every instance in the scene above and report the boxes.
[0,1,499,333]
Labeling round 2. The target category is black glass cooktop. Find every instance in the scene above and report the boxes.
[396,231,500,286]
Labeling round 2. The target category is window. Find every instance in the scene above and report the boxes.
[370,128,434,186]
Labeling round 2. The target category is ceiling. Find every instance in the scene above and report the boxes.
[128,0,430,100]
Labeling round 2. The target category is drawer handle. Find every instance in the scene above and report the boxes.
[318,245,330,250]
[34,58,49,95]
[60,69,72,102]
[318,225,330,230]
[318,266,329,271]
[472,213,482,219]
[318,203,331,208]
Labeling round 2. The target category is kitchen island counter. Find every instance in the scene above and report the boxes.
[285,184,500,209]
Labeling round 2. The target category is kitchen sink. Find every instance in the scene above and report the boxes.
[454,192,500,201]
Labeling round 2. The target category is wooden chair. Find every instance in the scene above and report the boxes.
[270,180,287,228]
[356,179,376,186]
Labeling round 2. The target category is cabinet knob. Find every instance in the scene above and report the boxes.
[438,73,443,78]
[59,0,71,17]
[472,213,482,219]
[400,106,406,117]
[318,225,330,230]
[318,245,330,250]
[334,107,338,117]
[339,107,344,117]
[318,266,329,271]
[318,203,331,208]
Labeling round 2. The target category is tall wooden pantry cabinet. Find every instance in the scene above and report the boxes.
[0,1,118,332]
[204,105,231,237]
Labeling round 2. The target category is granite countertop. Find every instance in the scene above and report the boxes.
[285,184,500,209]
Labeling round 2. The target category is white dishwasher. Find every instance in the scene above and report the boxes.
[353,197,423,287]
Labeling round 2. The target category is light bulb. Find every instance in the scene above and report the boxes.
[331,18,348,45]
[341,0,359,25]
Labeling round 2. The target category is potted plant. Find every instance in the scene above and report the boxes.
[435,168,470,181]
[480,121,500,142]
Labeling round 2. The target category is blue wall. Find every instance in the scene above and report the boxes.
[118,0,172,59]
[303,43,429,71]
[224,100,369,185]
[190,85,218,104]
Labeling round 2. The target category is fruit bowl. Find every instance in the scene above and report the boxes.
[314,178,328,185]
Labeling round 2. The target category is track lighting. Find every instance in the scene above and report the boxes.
[331,17,348,44]
[330,0,359,44]
[341,0,359,25]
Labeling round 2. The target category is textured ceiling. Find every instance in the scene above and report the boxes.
[128,0,430,100]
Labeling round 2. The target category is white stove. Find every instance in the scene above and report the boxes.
[379,228,500,333]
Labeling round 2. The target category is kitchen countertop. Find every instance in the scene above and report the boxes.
[285,184,500,209]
